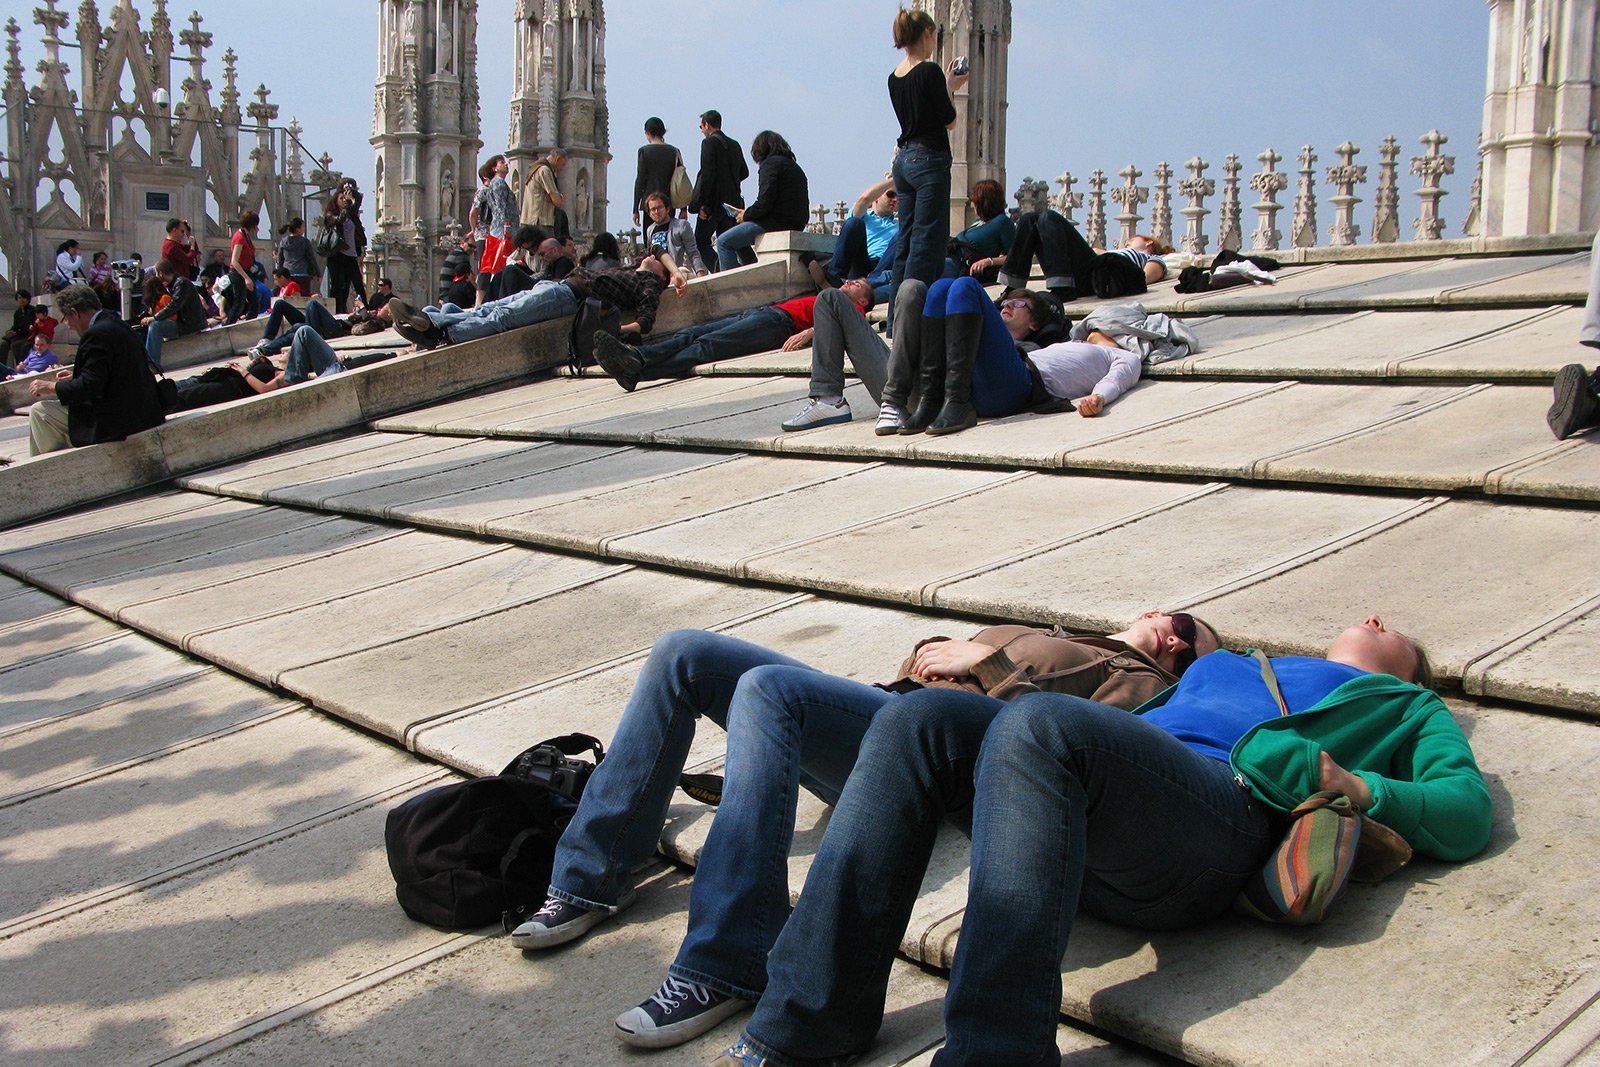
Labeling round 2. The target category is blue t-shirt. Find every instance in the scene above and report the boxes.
[1140,653,1366,763]
[864,211,898,261]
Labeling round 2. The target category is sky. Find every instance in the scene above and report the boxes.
[9,0,1490,241]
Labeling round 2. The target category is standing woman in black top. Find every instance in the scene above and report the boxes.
[887,7,965,328]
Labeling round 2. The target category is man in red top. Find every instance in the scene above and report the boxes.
[271,268,305,298]
[594,277,874,392]
[160,218,201,280]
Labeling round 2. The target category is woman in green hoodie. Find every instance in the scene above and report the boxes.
[719,615,1492,1067]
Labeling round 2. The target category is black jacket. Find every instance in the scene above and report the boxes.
[689,130,749,215]
[742,154,810,232]
[152,276,207,334]
[53,311,165,447]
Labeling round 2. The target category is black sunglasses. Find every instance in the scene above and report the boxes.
[1170,612,1199,672]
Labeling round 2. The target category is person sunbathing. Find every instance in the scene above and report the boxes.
[718,615,1491,1067]
[510,611,1219,1050]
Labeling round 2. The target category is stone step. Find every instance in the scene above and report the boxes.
[370,372,1598,506]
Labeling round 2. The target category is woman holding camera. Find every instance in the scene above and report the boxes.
[886,6,966,328]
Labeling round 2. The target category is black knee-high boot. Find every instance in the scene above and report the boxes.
[926,312,982,435]
[900,314,946,434]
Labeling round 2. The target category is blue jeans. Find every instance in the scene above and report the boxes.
[889,145,953,329]
[260,299,341,355]
[144,319,180,370]
[633,305,795,380]
[547,629,892,1001]
[429,279,578,342]
[280,325,345,384]
[742,689,1274,1067]
[716,221,766,271]
[923,277,1033,417]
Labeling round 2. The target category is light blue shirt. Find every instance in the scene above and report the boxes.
[864,211,898,261]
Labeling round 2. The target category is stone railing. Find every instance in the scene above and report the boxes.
[1009,130,1475,255]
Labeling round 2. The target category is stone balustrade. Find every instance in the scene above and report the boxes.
[1015,130,1474,253]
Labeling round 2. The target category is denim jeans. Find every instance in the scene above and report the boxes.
[547,629,893,1000]
[144,319,180,370]
[742,688,1274,1067]
[428,280,577,342]
[808,288,886,402]
[281,325,345,384]
[888,145,953,330]
[633,306,795,380]
[716,221,766,271]
[259,298,344,355]
[999,209,1097,295]
[923,277,1033,417]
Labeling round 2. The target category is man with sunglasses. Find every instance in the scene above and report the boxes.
[513,611,1216,1050]
[808,178,901,299]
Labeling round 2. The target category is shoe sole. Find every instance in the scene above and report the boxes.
[592,336,642,392]
[781,413,852,431]
[873,423,904,436]
[614,995,751,1049]
[925,414,978,436]
[1547,363,1596,440]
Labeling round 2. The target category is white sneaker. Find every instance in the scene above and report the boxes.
[780,396,852,431]
[874,401,909,436]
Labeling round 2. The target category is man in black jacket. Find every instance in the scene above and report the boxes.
[140,259,207,370]
[27,285,165,456]
[688,110,749,274]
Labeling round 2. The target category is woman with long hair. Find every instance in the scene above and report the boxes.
[714,131,809,272]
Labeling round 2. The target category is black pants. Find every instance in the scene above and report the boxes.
[327,254,363,313]
[1002,210,1098,294]
[695,205,736,274]
[223,268,257,323]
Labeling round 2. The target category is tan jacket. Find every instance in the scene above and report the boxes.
[521,163,561,228]
[886,625,1177,710]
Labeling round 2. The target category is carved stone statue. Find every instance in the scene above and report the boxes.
[439,1,454,72]
[440,168,455,218]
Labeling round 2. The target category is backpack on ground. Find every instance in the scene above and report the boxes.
[383,733,604,931]
[567,296,621,374]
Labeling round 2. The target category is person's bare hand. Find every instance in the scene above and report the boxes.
[911,639,993,681]
[1318,751,1373,810]
[28,379,55,397]
[1076,394,1104,417]
[55,368,72,381]
[1085,330,1117,347]
[780,328,814,352]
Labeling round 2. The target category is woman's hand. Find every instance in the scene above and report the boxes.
[1318,751,1373,810]
[911,639,993,681]
[1075,394,1104,417]
[733,208,746,224]
[968,258,991,277]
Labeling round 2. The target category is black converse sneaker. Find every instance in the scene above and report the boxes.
[509,890,633,950]
[614,974,751,1049]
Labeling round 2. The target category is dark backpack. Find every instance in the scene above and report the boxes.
[567,296,621,374]
[383,733,603,931]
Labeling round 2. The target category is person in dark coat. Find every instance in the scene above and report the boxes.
[715,130,809,272]
[27,284,165,456]
[688,110,750,273]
